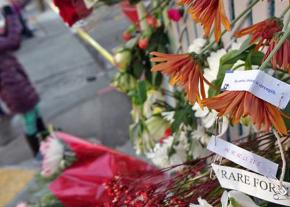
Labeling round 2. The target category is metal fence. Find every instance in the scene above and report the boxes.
[167,0,289,52]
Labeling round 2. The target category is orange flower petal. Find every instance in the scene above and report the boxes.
[180,0,230,42]
[203,91,288,135]
[150,52,207,106]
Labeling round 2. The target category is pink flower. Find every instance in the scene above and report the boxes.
[16,202,28,207]
[40,137,64,177]
[167,8,182,22]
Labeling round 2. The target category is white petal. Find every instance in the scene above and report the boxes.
[221,191,229,207]
[228,190,259,207]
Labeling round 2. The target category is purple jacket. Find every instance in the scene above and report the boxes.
[0,14,39,114]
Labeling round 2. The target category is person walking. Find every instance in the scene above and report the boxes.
[9,0,34,38]
[0,5,46,156]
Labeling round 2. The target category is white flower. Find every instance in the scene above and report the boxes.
[143,90,164,118]
[202,49,227,96]
[191,127,209,145]
[205,49,227,81]
[189,128,210,159]
[169,133,188,166]
[40,137,64,177]
[221,191,259,207]
[192,104,229,133]
[192,104,217,129]
[169,149,187,166]
[191,139,207,159]
[188,38,207,54]
[161,111,175,123]
[16,202,28,207]
[146,132,188,169]
[146,136,174,168]
[145,116,170,142]
[189,197,213,207]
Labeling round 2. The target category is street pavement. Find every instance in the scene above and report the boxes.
[0,2,134,166]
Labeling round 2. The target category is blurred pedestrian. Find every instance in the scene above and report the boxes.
[0,5,46,156]
[9,0,34,38]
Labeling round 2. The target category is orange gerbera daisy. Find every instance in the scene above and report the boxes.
[150,52,207,106]
[179,0,230,42]
[203,91,288,135]
[235,18,283,50]
[263,35,290,74]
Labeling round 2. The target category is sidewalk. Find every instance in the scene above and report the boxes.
[0,3,137,207]
[0,4,133,165]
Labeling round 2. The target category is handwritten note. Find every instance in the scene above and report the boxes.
[221,70,290,109]
[207,136,278,177]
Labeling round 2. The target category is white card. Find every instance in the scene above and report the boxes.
[212,164,290,206]
[207,136,278,177]
[221,70,290,109]
[84,0,98,9]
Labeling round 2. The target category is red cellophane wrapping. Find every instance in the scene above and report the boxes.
[49,132,158,207]
[53,0,92,26]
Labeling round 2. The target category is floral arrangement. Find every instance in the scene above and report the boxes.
[109,0,290,206]
[26,0,290,206]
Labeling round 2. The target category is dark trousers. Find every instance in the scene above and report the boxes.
[23,107,46,156]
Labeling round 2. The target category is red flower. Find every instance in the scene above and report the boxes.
[167,8,182,22]
[150,52,208,106]
[138,38,149,49]
[53,0,92,26]
[146,16,158,28]
[159,128,172,144]
[203,91,288,135]
[179,0,230,42]
[122,31,132,41]
[235,18,283,50]
[263,35,290,74]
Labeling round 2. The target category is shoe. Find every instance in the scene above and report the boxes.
[25,134,40,156]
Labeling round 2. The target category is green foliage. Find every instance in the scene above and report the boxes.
[129,119,146,142]
[170,91,197,132]
[208,46,265,97]
[121,26,169,88]
[229,198,242,207]
[128,80,148,105]
[146,27,169,53]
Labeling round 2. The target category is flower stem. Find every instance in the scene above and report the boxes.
[200,0,259,53]
[259,25,290,70]
[136,2,149,32]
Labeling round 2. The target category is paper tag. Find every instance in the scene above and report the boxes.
[207,136,278,177]
[84,0,98,9]
[221,70,290,109]
[212,164,290,206]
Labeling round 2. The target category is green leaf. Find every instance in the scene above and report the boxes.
[125,36,138,49]
[172,104,196,132]
[152,72,163,87]
[244,50,264,69]
[130,80,148,105]
[210,47,262,97]
[132,60,144,78]
[239,35,252,51]
[229,198,242,207]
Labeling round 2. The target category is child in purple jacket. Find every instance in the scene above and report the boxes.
[0,5,46,156]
